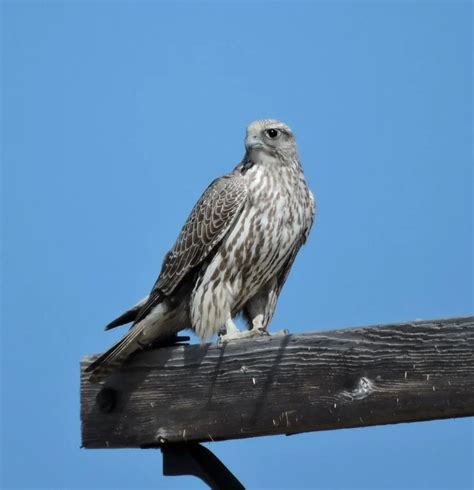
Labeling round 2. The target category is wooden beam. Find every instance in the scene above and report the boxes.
[81,316,474,448]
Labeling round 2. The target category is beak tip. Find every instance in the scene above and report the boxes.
[246,138,263,150]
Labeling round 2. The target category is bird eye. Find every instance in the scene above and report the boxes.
[266,128,279,139]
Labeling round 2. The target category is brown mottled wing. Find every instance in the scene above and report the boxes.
[133,172,247,324]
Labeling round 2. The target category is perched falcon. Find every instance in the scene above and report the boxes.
[86,119,315,381]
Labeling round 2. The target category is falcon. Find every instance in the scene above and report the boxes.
[86,119,315,381]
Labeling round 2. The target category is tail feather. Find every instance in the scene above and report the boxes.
[104,309,139,331]
[85,325,145,383]
[104,296,149,331]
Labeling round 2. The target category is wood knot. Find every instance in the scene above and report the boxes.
[96,387,117,413]
[348,377,375,400]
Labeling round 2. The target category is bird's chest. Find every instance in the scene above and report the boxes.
[248,169,302,239]
[213,165,309,302]
[230,168,303,278]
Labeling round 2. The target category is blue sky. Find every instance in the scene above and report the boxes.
[1,1,472,489]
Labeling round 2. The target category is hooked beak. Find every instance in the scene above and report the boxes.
[245,135,264,151]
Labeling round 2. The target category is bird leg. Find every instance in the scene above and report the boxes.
[219,317,248,343]
[219,314,287,343]
[247,314,288,337]
[223,317,241,337]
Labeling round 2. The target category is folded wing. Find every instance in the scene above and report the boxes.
[132,172,248,325]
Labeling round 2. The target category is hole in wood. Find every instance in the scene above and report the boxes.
[96,387,118,413]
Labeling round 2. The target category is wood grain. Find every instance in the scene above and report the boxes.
[81,316,474,448]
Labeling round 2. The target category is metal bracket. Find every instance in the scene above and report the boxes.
[161,443,245,490]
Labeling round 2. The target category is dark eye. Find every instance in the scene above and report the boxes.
[266,128,279,139]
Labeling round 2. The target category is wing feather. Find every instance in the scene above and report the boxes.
[132,172,247,324]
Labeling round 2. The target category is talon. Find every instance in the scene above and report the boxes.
[217,324,285,343]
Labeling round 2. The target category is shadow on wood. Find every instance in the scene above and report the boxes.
[81,316,474,448]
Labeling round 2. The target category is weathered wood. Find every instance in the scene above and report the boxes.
[81,316,474,448]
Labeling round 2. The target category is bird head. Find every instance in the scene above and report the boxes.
[245,119,298,163]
